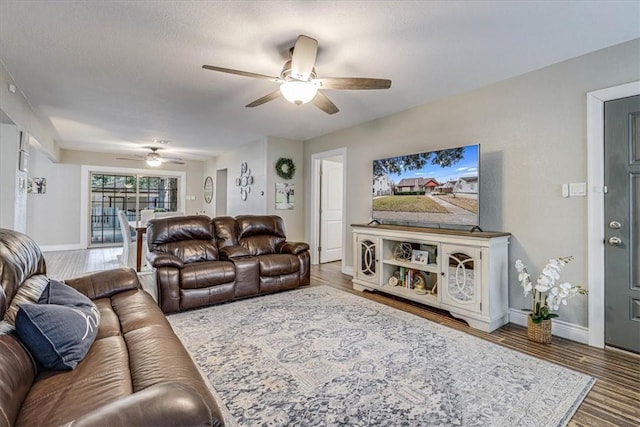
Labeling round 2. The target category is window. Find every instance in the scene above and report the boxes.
[90,173,180,246]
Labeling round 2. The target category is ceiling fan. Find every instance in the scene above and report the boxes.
[202,35,392,115]
[117,147,184,167]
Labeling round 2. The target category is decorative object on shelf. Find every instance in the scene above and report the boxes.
[275,183,294,210]
[413,272,428,294]
[275,157,296,180]
[393,242,413,261]
[27,177,46,194]
[235,162,254,201]
[203,176,213,204]
[515,256,588,344]
[388,270,401,287]
[411,249,428,265]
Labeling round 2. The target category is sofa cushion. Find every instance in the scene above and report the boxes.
[15,280,100,370]
[2,274,48,328]
[180,261,236,289]
[236,215,287,255]
[16,335,132,427]
[258,254,300,276]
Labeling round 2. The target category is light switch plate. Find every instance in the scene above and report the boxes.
[569,182,587,197]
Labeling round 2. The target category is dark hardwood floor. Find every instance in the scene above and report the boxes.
[311,262,640,427]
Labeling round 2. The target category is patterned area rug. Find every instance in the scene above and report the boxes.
[168,286,595,427]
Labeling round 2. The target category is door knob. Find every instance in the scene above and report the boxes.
[609,221,621,229]
[608,236,622,246]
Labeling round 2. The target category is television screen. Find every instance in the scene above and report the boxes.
[372,144,479,228]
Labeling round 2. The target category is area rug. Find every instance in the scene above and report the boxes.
[168,286,595,427]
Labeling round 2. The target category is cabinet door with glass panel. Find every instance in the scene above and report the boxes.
[354,234,380,285]
[440,244,482,313]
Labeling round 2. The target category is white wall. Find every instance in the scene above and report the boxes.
[266,137,304,242]
[20,148,205,248]
[26,146,81,245]
[0,62,58,161]
[303,38,640,328]
[210,138,267,217]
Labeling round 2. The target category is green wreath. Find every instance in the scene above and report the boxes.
[275,157,296,180]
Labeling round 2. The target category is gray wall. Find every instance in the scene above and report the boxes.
[303,38,640,327]
[266,137,304,242]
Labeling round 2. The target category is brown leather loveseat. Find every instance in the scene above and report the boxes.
[146,215,310,314]
[0,228,224,427]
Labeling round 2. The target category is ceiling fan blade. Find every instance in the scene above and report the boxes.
[162,159,185,165]
[246,90,282,108]
[314,77,392,90]
[116,157,139,161]
[160,155,183,161]
[202,65,282,83]
[290,35,318,81]
[312,91,339,115]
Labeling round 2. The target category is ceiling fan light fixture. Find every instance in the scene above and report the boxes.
[280,81,317,105]
[146,155,161,167]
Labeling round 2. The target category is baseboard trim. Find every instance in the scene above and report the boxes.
[342,265,353,276]
[39,243,85,252]
[509,309,589,345]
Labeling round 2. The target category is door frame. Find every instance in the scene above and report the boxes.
[310,147,348,273]
[587,80,640,348]
[80,165,186,249]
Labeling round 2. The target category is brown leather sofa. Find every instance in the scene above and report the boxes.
[0,228,224,427]
[147,215,310,314]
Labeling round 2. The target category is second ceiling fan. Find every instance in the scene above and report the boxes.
[202,35,391,115]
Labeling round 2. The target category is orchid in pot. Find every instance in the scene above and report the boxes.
[515,256,588,325]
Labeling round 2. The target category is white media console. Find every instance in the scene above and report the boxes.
[352,223,510,332]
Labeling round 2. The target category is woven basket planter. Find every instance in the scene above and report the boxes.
[527,316,552,344]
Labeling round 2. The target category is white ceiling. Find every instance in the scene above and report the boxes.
[0,1,638,160]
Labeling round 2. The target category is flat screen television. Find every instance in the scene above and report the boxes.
[372,144,479,229]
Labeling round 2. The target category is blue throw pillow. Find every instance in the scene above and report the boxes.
[15,279,100,370]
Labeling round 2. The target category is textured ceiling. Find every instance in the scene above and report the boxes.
[0,1,638,160]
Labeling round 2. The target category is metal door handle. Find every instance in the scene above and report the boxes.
[608,237,622,246]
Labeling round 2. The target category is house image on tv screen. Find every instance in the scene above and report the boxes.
[373,174,394,196]
[372,144,479,227]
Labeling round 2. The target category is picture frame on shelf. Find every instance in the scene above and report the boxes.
[411,249,428,265]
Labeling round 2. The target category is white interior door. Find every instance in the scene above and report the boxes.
[320,159,343,263]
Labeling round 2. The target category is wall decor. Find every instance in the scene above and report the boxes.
[275,183,294,210]
[28,177,46,194]
[203,176,214,204]
[275,157,296,180]
[235,162,254,201]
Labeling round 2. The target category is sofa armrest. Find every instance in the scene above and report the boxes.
[219,245,251,260]
[63,268,140,300]
[147,251,184,269]
[279,241,310,255]
[64,383,223,427]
